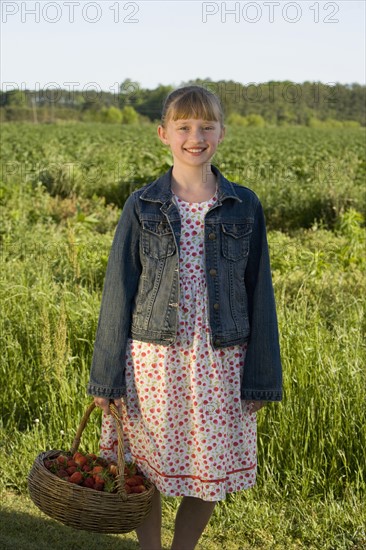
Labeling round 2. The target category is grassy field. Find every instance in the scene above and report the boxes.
[1,123,365,548]
[1,489,365,549]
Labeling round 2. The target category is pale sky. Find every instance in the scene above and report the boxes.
[1,0,365,93]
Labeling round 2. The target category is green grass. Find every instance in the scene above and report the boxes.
[1,490,365,549]
[1,124,365,548]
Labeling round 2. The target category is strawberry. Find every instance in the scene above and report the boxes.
[91,466,104,476]
[75,455,88,468]
[66,466,77,475]
[124,485,132,494]
[56,455,68,467]
[82,464,92,473]
[73,453,88,468]
[67,459,77,468]
[126,475,143,487]
[94,481,104,491]
[44,459,59,473]
[131,484,146,493]
[56,469,69,478]
[82,477,95,489]
[93,474,105,486]
[133,475,144,484]
[69,471,83,484]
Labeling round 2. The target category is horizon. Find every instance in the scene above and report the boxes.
[1,79,364,96]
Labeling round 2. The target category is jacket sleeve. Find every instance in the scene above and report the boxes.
[87,193,141,398]
[241,198,282,401]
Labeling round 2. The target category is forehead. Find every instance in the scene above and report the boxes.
[171,118,219,124]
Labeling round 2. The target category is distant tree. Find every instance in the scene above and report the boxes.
[1,81,365,125]
[135,84,174,121]
[121,105,138,124]
[226,112,248,126]
[119,79,141,107]
[4,89,28,106]
[246,114,265,127]
[100,106,123,123]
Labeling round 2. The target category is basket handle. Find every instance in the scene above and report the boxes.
[70,400,128,501]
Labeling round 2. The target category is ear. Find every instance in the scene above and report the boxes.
[218,125,226,144]
[157,125,169,145]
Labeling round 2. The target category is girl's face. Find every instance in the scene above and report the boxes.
[157,118,225,170]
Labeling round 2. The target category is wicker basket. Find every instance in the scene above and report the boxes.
[28,401,155,533]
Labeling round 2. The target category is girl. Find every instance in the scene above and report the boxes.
[88,85,282,550]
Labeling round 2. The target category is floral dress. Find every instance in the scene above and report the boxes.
[100,192,257,501]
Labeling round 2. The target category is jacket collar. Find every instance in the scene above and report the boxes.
[139,165,242,206]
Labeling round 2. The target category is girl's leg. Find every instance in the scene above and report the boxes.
[170,496,216,550]
[135,488,162,550]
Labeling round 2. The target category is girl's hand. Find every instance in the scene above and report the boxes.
[93,397,123,416]
[243,400,266,413]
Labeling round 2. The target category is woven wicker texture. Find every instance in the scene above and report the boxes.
[28,402,155,533]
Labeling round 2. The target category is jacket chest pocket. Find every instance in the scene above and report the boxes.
[142,220,176,259]
[221,223,252,261]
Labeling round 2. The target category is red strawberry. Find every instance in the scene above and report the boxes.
[73,453,87,468]
[133,475,144,484]
[66,466,77,475]
[56,455,68,467]
[69,471,83,484]
[91,466,104,476]
[56,469,69,478]
[67,459,77,468]
[126,475,142,487]
[93,474,105,486]
[94,481,104,491]
[83,477,95,489]
[131,484,146,493]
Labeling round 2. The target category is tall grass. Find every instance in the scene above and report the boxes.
[1,178,364,501]
[0,125,365,547]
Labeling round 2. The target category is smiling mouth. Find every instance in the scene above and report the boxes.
[185,148,207,153]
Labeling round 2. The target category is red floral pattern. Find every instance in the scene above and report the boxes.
[100,192,257,501]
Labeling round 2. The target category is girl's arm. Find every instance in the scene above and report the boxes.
[87,193,142,399]
[241,199,282,402]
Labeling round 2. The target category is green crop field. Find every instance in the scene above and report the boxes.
[0,122,365,549]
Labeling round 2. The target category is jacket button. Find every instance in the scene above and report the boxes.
[209,268,217,276]
[214,338,221,346]
[208,232,216,240]
[213,303,220,310]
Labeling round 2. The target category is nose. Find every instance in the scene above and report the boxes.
[191,126,205,142]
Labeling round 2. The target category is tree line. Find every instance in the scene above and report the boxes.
[1,78,364,126]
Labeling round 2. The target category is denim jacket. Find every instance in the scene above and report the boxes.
[87,165,282,402]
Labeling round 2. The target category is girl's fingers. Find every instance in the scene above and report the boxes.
[245,400,266,413]
[93,397,124,416]
[93,396,110,415]
[113,398,123,416]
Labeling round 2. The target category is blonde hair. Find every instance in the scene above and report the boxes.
[161,86,224,127]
